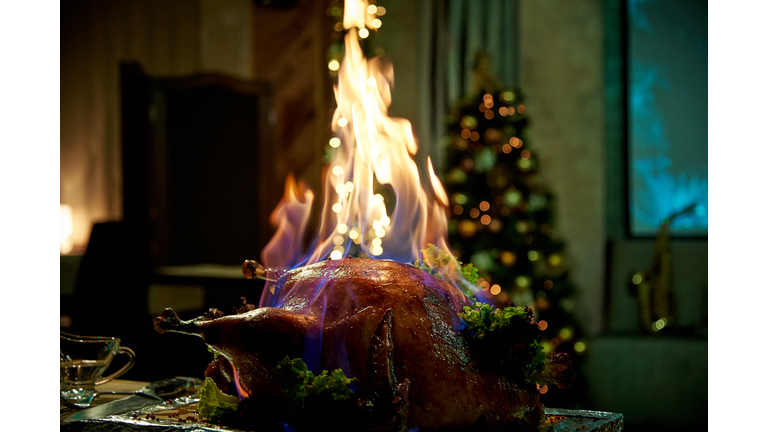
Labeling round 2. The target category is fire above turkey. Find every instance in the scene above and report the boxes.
[153,0,573,430]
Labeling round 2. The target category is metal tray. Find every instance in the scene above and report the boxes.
[61,395,623,432]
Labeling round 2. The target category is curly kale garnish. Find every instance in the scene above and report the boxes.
[540,351,576,389]
[458,302,531,339]
[412,243,479,286]
[459,302,570,387]
[275,356,355,408]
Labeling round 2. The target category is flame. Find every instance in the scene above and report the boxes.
[263,0,453,274]
[260,174,313,270]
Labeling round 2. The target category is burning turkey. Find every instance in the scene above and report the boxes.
[154,257,573,431]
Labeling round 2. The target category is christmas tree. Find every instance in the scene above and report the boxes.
[443,53,587,406]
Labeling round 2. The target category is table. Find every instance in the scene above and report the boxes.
[61,380,623,431]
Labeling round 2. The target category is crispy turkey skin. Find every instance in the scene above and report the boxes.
[154,258,545,430]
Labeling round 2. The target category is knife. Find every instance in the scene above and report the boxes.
[63,376,203,422]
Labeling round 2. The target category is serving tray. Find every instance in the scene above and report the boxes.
[60,394,623,432]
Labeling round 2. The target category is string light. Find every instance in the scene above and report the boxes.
[329,137,341,148]
[367,77,377,87]
[479,201,490,211]
[372,194,384,206]
[367,4,378,14]
[332,165,344,176]
[376,6,386,15]
[337,117,348,127]
[328,59,340,71]
[359,28,369,38]
[372,18,382,28]
[337,223,348,234]
[490,284,501,295]
[332,203,342,213]
[333,235,345,246]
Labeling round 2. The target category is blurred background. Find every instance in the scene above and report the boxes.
[60,0,707,430]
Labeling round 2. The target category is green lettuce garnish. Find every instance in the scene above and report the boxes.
[197,377,240,422]
[275,356,355,408]
[458,302,531,339]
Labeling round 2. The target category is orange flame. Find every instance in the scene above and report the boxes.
[264,0,452,269]
[261,174,314,269]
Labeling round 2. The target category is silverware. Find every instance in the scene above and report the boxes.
[63,376,202,422]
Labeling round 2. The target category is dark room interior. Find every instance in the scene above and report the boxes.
[52,0,715,430]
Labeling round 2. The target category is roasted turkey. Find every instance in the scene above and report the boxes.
[154,258,557,431]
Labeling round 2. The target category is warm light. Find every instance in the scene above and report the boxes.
[376,6,386,15]
[469,208,480,218]
[375,228,386,238]
[332,165,344,176]
[334,22,344,32]
[484,110,494,120]
[332,203,343,213]
[328,59,340,71]
[490,284,501,295]
[479,201,490,211]
[502,144,512,154]
[470,131,480,141]
[330,249,344,260]
[333,235,345,246]
[517,104,527,114]
[349,228,360,239]
[367,4,378,14]
[373,220,383,230]
[329,137,341,148]
[521,149,531,159]
[461,128,471,139]
[371,245,384,256]
[510,137,522,148]
[499,106,508,116]
[480,215,491,225]
[500,251,516,266]
[60,204,74,254]
[371,237,382,247]
[337,223,348,234]
[337,117,348,127]
[381,215,390,225]
[538,385,549,394]
[483,93,492,102]
[359,28,369,38]
[371,194,384,206]
[484,100,493,108]
[344,181,355,192]
[453,205,463,215]
[367,77,377,87]
[538,320,548,330]
[372,18,382,28]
